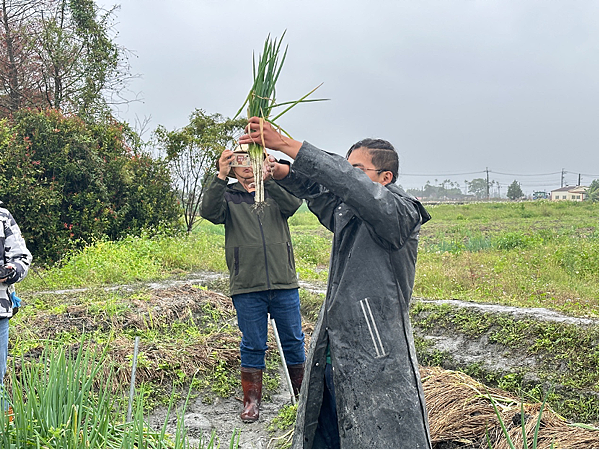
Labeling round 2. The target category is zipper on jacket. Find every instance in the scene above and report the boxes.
[234,247,240,276]
[257,216,271,290]
[286,242,293,269]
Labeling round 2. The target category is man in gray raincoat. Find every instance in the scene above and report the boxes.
[240,117,432,449]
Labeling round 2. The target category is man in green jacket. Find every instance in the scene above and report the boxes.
[200,149,305,423]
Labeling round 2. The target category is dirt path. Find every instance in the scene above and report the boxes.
[31,271,326,296]
[147,364,295,449]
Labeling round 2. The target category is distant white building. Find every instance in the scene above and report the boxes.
[550,186,588,201]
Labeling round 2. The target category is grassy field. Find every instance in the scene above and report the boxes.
[21,200,598,318]
[416,201,598,317]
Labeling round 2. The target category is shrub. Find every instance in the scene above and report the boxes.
[493,232,531,250]
[0,109,181,264]
[291,234,331,266]
[553,239,599,279]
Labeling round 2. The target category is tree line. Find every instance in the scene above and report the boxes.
[406,178,503,200]
[0,1,246,264]
[407,178,598,201]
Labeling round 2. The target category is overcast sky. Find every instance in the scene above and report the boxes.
[102,0,599,195]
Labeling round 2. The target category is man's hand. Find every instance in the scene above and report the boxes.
[264,155,290,180]
[239,117,302,159]
[218,149,235,180]
[0,265,16,284]
[262,156,273,181]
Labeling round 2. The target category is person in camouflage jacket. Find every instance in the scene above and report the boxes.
[0,206,32,415]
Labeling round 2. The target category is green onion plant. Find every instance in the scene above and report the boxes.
[0,342,192,449]
[234,31,327,205]
[485,387,552,449]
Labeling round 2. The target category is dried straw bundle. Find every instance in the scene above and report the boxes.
[420,366,599,449]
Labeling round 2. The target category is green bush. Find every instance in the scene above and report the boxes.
[0,110,181,264]
[493,232,532,250]
[291,233,331,266]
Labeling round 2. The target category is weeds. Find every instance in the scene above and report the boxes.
[0,344,191,449]
[20,230,227,291]
[6,284,291,430]
[485,387,550,449]
[298,289,325,322]
[9,286,241,397]
[410,301,599,423]
[267,404,298,449]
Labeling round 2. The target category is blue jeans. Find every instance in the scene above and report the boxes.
[232,288,305,369]
[0,318,8,410]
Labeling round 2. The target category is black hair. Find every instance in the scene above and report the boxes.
[346,138,399,184]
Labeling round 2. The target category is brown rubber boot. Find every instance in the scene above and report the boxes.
[5,406,14,423]
[240,367,262,423]
[287,363,304,398]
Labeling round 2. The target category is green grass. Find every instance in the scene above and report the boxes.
[19,201,597,319]
[1,343,191,449]
[486,387,549,449]
[20,210,333,291]
[414,203,598,317]
[268,404,297,448]
[21,229,227,291]
[423,199,597,221]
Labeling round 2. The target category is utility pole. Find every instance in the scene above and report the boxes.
[578,173,581,186]
[561,168,565,188]
[485,167,490,200]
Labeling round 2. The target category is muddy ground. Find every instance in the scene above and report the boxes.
[147,365,295,449]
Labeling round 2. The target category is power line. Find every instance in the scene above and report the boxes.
[400,170,598,178]
[400,169,580,177]
[568,172,600,177]
[400,171,483,177]
[490,171,562,177]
